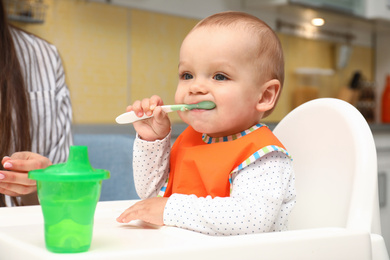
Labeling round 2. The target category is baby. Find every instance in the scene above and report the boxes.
[117,11,296,236]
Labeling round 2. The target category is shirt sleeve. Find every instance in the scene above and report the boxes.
[11,30,73,164]
[132,131,171,199]
[44,49,73,164]
[163,151,296,236]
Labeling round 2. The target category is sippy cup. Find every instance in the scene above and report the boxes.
[29,146,110,253]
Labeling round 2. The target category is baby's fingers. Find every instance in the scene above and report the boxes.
[130,100,145,117]
[141,98,154,117]
[116,200,151,223]
[126,105,133,112]
[117,207,137,223]
[126,96,164,119]
[149,95,164,110]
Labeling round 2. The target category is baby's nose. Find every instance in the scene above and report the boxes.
[189,80,208,94]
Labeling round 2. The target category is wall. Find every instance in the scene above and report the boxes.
[272,34,373,122]
[12,0,129,124]
[129,10,198,123]
[11,0,374,124]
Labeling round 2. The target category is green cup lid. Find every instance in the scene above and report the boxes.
[29,146,110,181]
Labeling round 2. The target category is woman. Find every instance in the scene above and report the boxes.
[0,0,73,206]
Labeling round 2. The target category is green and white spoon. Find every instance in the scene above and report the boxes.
[115,101,216,124]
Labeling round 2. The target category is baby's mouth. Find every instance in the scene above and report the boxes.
[185,101,216,111]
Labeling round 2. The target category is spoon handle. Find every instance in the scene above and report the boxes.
[115,105,178,124]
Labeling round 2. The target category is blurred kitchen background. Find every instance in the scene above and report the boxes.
[5,0,390,252]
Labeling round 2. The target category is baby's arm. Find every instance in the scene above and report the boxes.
[116,129,171,224]
[132,131,171,199]
[116,119,171,224]
[163,152,296,235]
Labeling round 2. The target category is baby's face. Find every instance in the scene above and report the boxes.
[175,26,266,137]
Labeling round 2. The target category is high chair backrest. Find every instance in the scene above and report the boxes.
[74,134,140,201]
[273,98,381,234]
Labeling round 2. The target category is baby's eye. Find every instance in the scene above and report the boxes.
[180,73,193,80]
[213,74,228,81]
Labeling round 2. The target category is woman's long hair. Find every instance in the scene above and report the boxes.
[0,0,32,206]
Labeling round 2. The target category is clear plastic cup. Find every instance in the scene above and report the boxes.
[29,146,110,253]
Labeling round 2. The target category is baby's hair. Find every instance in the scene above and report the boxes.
[192,11,284,117]
[192,11,284,85]
[193,11,284,87]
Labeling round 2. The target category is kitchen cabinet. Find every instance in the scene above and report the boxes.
[291,0,365,16]
[245,0,390,21]
[92,0,390,23]
[365,0,390,20]
[245,0,366,17]
[89,0,241,20]
[5,0,47,23]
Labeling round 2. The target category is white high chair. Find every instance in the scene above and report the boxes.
[273,98,389,260]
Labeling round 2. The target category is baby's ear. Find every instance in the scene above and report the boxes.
[256,79,281,112]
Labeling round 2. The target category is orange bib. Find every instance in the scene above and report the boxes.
[164,125,286,198]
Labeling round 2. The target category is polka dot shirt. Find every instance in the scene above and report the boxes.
[133,131,296,236]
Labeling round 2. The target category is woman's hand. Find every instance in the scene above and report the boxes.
[0,152,52,197]
[127,95,171,141]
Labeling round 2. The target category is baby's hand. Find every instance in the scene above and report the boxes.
[116,197,169,226]
[127,95,171,141]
